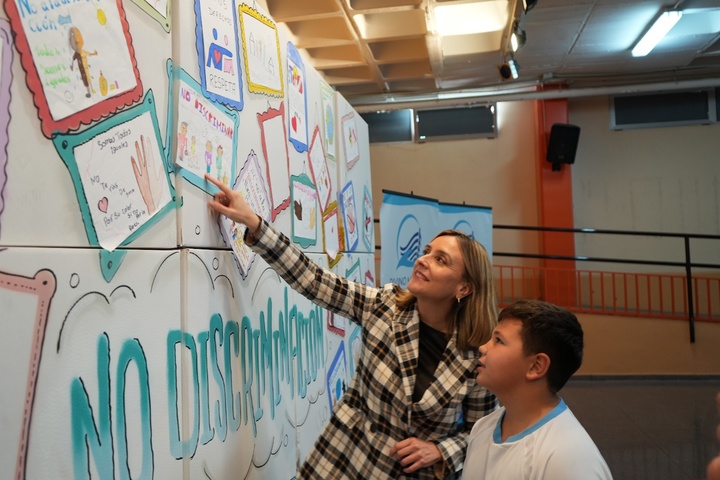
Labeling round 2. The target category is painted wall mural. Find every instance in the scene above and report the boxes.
[0,0,374,479]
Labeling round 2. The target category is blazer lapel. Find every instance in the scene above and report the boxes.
[392,308,420,405]
[418,330,478,408]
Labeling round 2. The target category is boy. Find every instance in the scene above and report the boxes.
[462,299,612,479]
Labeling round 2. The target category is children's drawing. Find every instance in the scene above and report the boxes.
[346,258,362,283]
[308,126,332,212]
[340,181,359,252]
[195,0,243,110]
[0,269,56,480]
[218,150,272,279]
[238,3,283,97]
[326,343,346,414]
[322,201,343,267]
[131,0,171,32]
[0,19,12,237]
[320,80,336,160]
[347,324,362,376]
[362,185,374,251]
[341,112,360,171]
[4,0,143,137]
[52,90,174,253]
[290,173,318,248]
[287,42,308,152]
[173,67,238,194]
[257,102,290,220]
[365,268,375,287]
[326,311,345,336]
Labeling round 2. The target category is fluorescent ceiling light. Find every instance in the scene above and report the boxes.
[631,10,683,57]
[434,1,508,37]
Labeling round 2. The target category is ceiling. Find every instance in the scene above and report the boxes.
[265,0,720,108]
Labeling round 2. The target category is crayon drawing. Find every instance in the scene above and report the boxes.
[257,103,290,220]
[174,68,238,194]
[341,112,360,171]
[0,19,12,237]
[320,80,336,160]
[290,173,317,248]
[362,185,374,251]
[340,181,359,252]
[238,3,283,97]
[287,42,308,152]
[322,200,343,267]
[308,126,332,212]
[195,0,243,110]
[4,0,143,137]
[131,0,171,32]
[218,150,271,279]
[52,91,174,254]
[326,343,347,414]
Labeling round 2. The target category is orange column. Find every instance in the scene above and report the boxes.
[534,98,577,306]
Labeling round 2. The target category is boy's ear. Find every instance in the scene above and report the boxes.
[526,353,550,381]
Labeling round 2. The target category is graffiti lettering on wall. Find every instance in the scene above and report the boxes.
[70,287,324,476]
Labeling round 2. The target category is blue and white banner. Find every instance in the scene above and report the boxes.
[379,191,492,287]
[438,201,493,257]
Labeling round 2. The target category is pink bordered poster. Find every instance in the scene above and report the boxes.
[257,102,290,220]
[322,200,344,268]
[308,125,332,212]
[217,149,272,279]
[4,0,143,137]
[0,269,56,480]
[0,19,12,234]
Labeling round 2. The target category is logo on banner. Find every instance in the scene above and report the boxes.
[396,214,422,268]
[453,220,476,239]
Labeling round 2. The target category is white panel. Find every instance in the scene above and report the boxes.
[0,247,182,479]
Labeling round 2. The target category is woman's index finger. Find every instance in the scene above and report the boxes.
[205,174,229,194]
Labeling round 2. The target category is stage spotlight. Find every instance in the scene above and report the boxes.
[510,22,526,52]
[499,59,519,80]
[523,0,538,13]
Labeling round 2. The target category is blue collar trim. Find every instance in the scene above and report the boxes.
[493,398,567,443]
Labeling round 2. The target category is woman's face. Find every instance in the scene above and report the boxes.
[407,235,469,303]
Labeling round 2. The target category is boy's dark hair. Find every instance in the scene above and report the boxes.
[498,299,584,393]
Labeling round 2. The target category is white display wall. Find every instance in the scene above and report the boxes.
[0,1,373,478]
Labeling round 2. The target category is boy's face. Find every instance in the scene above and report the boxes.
[476,318,532,395]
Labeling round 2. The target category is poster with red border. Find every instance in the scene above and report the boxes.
[4,0,143,137]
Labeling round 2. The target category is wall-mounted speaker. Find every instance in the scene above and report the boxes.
[546,123,581,170]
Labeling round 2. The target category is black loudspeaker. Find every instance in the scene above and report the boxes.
[546,124,580,170]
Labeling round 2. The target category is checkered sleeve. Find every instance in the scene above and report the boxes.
[435,384,497,477]
[246,219,379,323]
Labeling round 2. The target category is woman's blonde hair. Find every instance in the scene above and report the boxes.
[396,230,498,350]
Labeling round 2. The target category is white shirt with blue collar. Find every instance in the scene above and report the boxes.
[461,398,613,480]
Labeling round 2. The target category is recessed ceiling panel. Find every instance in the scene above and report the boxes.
[380,60,433,80]
[442,32,503,57]
[284,17,356,48]
[267,0,341,22]
[320,65,376,84]
[306,44,367,69]
[354,10,427,40]
[267,0,720,102]
[350,0,423,9]
[369,38,429,63]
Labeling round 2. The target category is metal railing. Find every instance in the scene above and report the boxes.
[492,225,720,343]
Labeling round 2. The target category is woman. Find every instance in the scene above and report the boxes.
[206,174,498,479]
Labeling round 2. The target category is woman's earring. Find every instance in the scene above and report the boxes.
[457,296,461,303]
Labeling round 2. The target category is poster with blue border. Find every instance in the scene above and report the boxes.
[194,0,244,110]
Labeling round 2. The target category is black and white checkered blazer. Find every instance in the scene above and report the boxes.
[249,220,497,479]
